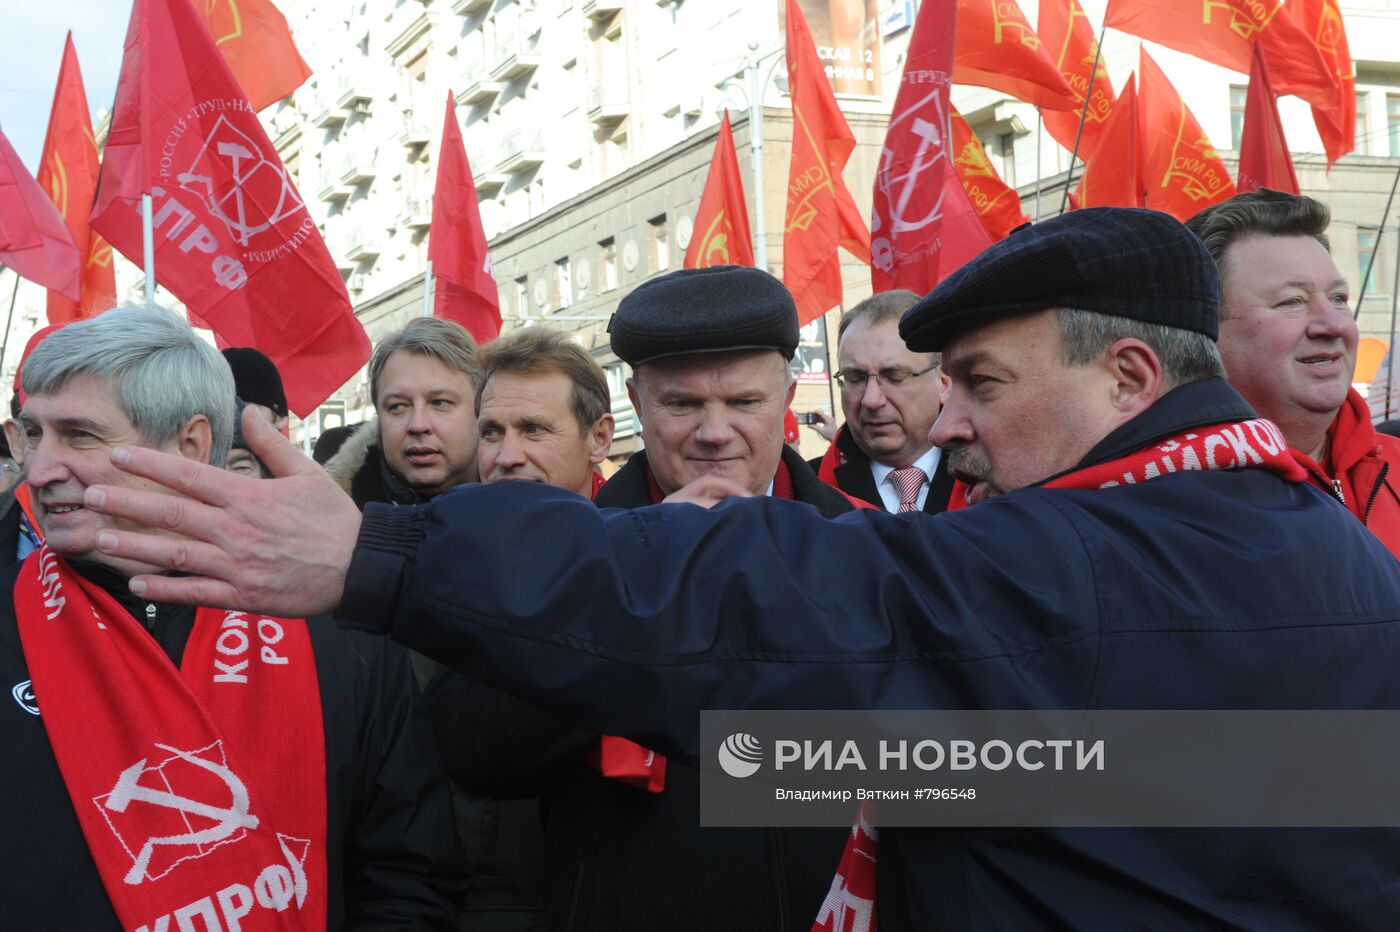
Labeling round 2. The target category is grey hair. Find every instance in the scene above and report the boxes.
[1056,308,1225,386]
[22,303,235,466]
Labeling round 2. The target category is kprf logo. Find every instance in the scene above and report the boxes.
[717,733,763,779]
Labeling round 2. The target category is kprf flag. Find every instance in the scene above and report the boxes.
[684,111,754,269]
[1105,0,1339,113]
[871,0,990,294]
[1074,75,1142,209]
[0,127,80,300]
[1238,42,1300,195]
[197,0,311,111]
[782,0,870,326]
[92,0,369,417]
[1295,0,1355,167]
[950,108,1027,241]
[954,0,1077,112]
[1138,49,1235,220]
[429,90,500,344]
[1038,0,1117,159]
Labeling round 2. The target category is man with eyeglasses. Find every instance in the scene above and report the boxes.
[813,290,954,513]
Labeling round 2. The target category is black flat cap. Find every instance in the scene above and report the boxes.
[222,347,288,417]
[609,266,799,366]
[900,207,1220,352]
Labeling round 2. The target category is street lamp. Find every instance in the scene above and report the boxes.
[717,42,787,274]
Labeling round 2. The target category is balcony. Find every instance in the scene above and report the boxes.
[587,84,628,126]
[339,150,377,185]
[337,75,374,110]
[496,128,544,174]
[401,197,433,230]
[317,162,351,201]
[400,110,432,147]
[345,227,383,261]
[458,62,502,105]
[490,30,543,82]
[582,0,623,19]
[472,164,509,193]
[452,0,491,12]
[313,86,346,127]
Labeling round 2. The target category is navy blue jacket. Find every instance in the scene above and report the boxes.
[341,379,1400,930]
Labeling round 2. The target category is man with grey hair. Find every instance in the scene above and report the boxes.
[326,317,482,508]
[812,289,952,513]
[0,304,465,929]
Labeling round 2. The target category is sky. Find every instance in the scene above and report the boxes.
[1,0,132,173]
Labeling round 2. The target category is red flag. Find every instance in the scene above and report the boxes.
[873,0,990,293]
[1137,49,1235,221]
[0,127,80,300]
[1295,0,1355,167]
[1038,0,1117,159]
[430,90,501,344]
[782,0,871,325]
[197,0,311,111]
[950,108,1028,241]
[37,33,117,324]
[954,0,1078,112]
[684,112,754,269]
[1237,43,1299,195]
[1075,75,1143,209]
[91,0,369,417]
[1104,0,1339,113]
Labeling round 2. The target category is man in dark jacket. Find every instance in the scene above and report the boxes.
[1187,189,1400,555]
[438,268,852,931]
[810,289,953,513]
[82,210,1400,928]
[0,305,464,929]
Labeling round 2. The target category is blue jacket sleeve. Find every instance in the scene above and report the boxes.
[337,482,1103,765]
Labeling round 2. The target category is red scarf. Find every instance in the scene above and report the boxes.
[815,417,1307,931]
[16,547,327,932]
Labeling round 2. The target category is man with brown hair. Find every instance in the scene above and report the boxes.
[1187,189,1400,554]
[812,289,953,513]
[475,327,614,499]
[325,317,483,508]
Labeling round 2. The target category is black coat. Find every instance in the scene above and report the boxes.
[426,445,852,932]
[807,427,954,514]
[0,559,466,930]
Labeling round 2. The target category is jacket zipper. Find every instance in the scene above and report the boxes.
[1306,467,1346,506]
[1332,479,1347,507]
[1363,462,1389,524]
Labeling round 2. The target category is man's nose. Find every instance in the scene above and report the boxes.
[928,390,972,450]
[693,407,736,445]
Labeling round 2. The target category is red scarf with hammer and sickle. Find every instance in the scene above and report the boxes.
[814,417,1307,932]
[15,547,326,931]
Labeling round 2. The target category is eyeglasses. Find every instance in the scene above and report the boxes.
[833,363,938,391]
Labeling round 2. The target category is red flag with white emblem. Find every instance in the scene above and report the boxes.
[90,0,369,417]
[430,90,501,344]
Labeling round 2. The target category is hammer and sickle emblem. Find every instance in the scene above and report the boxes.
[104,743,260,885]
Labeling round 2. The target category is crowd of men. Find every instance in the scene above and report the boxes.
[0,190,1397,930]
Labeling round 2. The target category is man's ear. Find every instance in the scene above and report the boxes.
[1103,338,1164,418]
[588,414,616,466]
[173,414,214,464]
[3,419,25,467]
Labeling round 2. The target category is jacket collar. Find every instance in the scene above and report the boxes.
[1071,378,1257,475]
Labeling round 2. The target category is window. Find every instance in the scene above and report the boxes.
[556,257,572,309]
[1229,85,1247,150]
[599,237,618,291]
[1358,227,1380,296]
[514,276,529,316]
[1389,95,1400,157]
[649,215,669,272]
[996,133,1017,189]
[1356,92,1371,155]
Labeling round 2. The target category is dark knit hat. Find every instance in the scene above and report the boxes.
[609,265,800,366]
[222,348,288,418]
[900,207,1221,352]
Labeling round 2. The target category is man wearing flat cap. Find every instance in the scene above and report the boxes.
[79,210,1400,928]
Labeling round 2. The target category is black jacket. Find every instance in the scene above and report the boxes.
[0,559,466,930]
[428,445,852,932]
[342,379,1400,930]
[807,427,954,514]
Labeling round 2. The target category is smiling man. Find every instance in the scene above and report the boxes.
[1187,190,1400,554]
[1,305,464,929]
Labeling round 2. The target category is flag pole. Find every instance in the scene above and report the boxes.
[0,272,20,377]
[141,193,155,303]
[1059,23,1108,214]
[1355,158,1400,320]
[422,260,433,317]
[1388,222,1400,419]
[1034,109,1043,220]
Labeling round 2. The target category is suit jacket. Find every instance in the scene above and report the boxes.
[808,426,954,514]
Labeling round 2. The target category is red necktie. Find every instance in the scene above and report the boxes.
[889,466,927,513]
